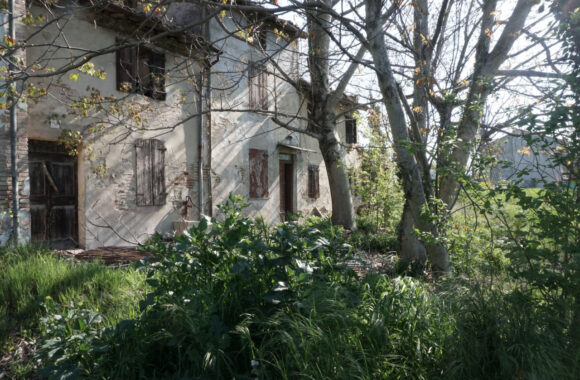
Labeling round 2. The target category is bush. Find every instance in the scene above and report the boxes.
[32,195,578,379]
[39,195,354,378]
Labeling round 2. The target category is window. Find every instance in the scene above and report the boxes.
[117,44,166,100]
[345,114,357,144]
[249,149,269,198]
[135,139,166,206]
[308,165,320,199]
[249,63,268,110]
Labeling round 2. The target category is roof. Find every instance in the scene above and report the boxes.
[91,2,219,58]
[298,79,367,110]
[226,0,307,38]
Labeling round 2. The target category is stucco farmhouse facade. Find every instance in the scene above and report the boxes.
[487,130,567,188]
[0,1,360,249]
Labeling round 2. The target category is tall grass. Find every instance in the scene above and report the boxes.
[0,245,147,347]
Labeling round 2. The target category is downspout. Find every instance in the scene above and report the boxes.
[8,0,19,244]
[199,14,218,217]
[198,70,203,216]
[203,66,212,216]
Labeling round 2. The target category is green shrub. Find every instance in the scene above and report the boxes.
[42,195,354,378]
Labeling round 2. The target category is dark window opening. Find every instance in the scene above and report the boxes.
[345,114,357,144]
[249,63,268,110]
[249,149,269,198]
[117,44,166,100]
[135,139,166,206]
[308,165,320,199]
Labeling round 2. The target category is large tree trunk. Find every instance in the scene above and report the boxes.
[306,0,356,230]
[397,0,431,267]
[319,129,356,229]
[398,200,427,270]
[366,0,449,276]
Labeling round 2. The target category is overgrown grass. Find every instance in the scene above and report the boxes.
[0,245,147,377]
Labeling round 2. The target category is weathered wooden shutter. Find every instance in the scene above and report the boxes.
[249,64,258,109]
[148,50,166,100]
[345,116,357,144]
[249,149,268,198]
[117,45,137,91]
[135,139,152,206]
[152,139,166,205]
[259,67,268,110]
[136,139,166,206]
[29,161,47,242]
[249,64,268,110]
[308,165,320,199]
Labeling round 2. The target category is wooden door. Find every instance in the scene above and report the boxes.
[29,141,78,249]
[279,158,294,220]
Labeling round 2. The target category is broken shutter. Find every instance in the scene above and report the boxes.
[308,165,320,199]
[345,115,357,144]
[117,44,137,91]
[136,139,166,206]
[152,139,166,205]
[249,149,269,198]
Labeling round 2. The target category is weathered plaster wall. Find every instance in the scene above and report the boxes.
[0,0,31,246]
[489,134,564,187]
[25,5,203,248]
[209,13,359,224]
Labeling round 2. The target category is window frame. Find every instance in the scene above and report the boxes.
[117,43,166,101]
[345,114,357,144]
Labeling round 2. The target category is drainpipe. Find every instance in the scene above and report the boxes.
[198,71,203,216]
[8,0,19,244]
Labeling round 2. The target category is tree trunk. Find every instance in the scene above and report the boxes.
[306,0,356,230]
[366,0,449,276]
[319,129,356,230]
[398,199,427,271]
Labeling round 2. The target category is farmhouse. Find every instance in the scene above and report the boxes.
[487,130,567,188]
[0,0,360,248]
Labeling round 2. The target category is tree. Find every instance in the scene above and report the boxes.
[365,0,450,275]
[354,0,563,272]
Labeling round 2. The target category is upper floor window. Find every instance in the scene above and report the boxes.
[117,44,166,100]
[249,63,268,110]
[345,114,357,144]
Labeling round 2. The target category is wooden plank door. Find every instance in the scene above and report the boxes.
[279,158,294,220]
[29,141,78,249]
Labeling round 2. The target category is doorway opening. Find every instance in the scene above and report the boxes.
[279,154,294,221]
[29,140,78,249]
